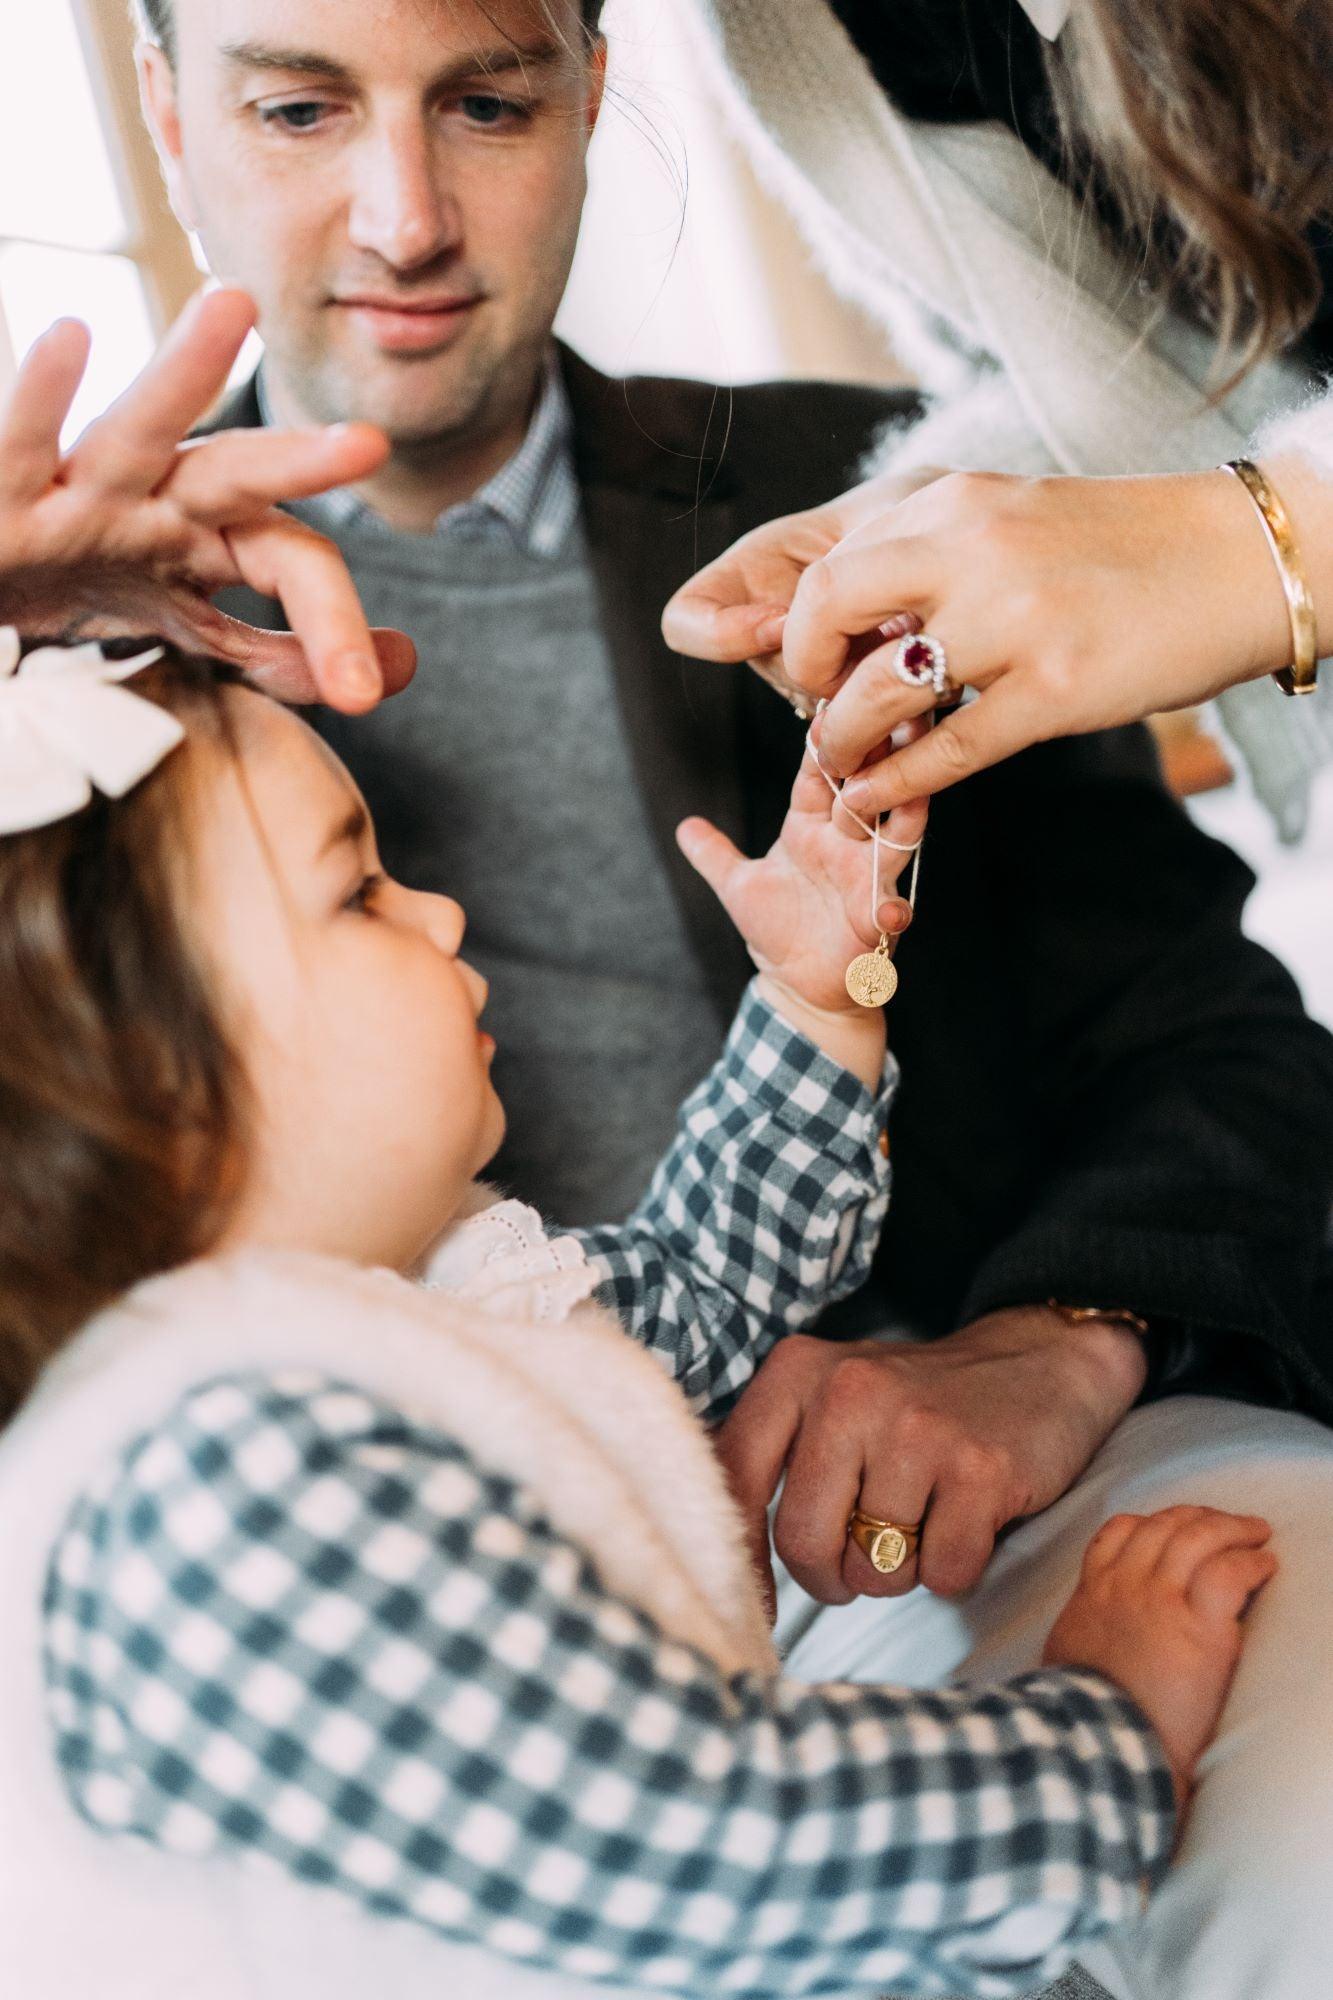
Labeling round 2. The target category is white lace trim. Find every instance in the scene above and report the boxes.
[419,1197,598,1325]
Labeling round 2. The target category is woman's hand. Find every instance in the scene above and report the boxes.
[779,464,1329,812]
[661,466,943,712]
[0,289,415,712]
[676,748,926,1084]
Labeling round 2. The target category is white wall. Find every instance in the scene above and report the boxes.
[557,0,904,386]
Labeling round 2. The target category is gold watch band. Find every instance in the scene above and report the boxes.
[1046,1299,1150,1337]
[1224,458,1320,697]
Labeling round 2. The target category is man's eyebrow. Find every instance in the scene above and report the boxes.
[219,38,569,90]
[316,801,370,862]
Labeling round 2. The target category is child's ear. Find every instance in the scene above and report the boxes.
[137,42,199,234]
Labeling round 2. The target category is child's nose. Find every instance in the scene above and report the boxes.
[406,888,466,956]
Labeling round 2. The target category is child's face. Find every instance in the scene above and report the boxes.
[191,688,504,1270]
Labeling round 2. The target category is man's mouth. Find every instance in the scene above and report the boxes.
[334,294,482,353]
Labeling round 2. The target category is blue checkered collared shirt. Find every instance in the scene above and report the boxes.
[44,987,1174,1998]
[258,351,579,559]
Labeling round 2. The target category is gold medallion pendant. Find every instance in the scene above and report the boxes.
[845,937,898,1009]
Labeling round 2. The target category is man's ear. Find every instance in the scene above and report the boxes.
[137,42,198,233]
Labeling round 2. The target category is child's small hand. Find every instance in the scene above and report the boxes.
[677,749,927,1080]
[1043,1505,1278,1817]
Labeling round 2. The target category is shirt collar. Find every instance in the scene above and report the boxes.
[255,349,577,560]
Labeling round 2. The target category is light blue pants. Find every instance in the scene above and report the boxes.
[775,1396,1333,2000]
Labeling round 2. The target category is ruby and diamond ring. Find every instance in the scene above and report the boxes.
[892,631,954,701]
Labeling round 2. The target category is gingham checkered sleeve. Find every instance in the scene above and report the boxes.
[574,981,896,1425]
[45,1373,1176,2000]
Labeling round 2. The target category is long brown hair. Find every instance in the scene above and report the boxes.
[0,646,249,1428]
[1048,0,1333,376]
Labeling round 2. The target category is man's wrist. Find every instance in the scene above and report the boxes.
[1039,1301,1151,1412]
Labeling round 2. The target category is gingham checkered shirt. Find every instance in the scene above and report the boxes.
[259,352,578,559]
[44,988,1174,1998]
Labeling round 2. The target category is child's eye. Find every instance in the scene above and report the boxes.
[343,872,386,915]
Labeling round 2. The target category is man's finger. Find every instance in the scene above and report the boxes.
[168,422,391,523]
[67,288,257,494]
[713,1370,806,1623]
[0,319,91,499]
[226,511,394,711]
[781,534,939,696]
[840,679,1057,812]
[914,1473,1001,1598]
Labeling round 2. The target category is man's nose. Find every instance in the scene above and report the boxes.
[346,119,460,269]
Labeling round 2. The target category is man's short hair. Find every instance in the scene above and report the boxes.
[134,0,607,67]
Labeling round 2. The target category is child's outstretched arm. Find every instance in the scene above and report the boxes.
[574,752,926,1425]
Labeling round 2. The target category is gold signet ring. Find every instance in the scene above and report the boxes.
[846,1508,921,1575]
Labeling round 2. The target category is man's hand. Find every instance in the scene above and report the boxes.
[0,289,415,711]
[715,1306,1149,1611]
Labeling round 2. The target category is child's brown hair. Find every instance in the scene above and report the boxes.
[0,643,249,1426]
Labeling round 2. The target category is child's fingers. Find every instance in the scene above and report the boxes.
[1154,1511,1272,1594]
[1085,1506,1212,1584]
[676,816,750,914]
[1081,1511,1147,1576]
[1187,1545,1279,1626]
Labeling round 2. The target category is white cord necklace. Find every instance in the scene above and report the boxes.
[806,716,923,1009]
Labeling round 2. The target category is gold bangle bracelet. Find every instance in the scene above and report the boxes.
[1224,458,1320,697]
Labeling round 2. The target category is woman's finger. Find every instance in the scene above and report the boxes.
[840,677,1058,813]
[166,422,390,524]
[663,586,791,665]
[0,319,91,500]
[815,633,966,780]
[782,533,939,696]
[66,288,257,495]
[225,511,396,711]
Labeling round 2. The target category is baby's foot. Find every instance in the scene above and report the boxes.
[1042,1504,1277,1808]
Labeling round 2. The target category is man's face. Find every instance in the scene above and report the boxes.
[142,0,604,447]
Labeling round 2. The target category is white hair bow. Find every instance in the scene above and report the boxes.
[0,628,184,838]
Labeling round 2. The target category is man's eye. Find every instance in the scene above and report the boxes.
[458,93,529,127]
[258,100,331,133]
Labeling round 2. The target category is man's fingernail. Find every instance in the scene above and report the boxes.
[334,651,381,701]
[842,778,871,812]
[755,612,787,650]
